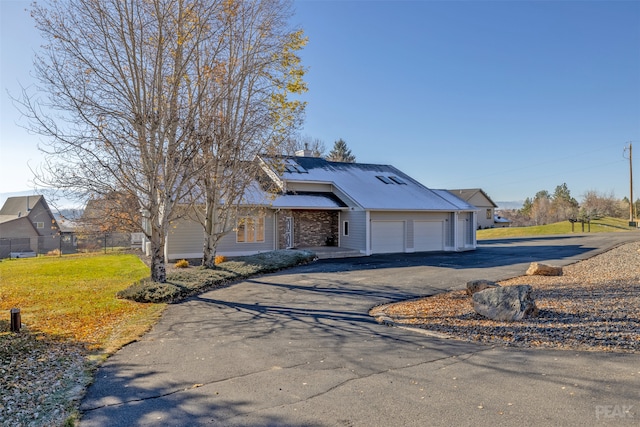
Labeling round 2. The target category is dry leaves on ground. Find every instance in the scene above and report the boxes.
[0,327,90,426]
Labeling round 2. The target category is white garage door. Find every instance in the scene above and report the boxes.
[414,221,444,252]
[371,221,405,254]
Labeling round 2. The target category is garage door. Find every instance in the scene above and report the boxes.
[371,221,405,254]
[414,221,444,252]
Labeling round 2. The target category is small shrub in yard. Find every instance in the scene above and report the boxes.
[116,278,183,303]
[215,255,227,265]
[46,249,61,256]
[175,259,190,268]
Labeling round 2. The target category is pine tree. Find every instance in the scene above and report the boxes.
[326,139,356,163]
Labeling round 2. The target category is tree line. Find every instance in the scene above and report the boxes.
[499,183,640,227]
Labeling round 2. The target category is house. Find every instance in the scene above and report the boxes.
[447,188,499,229]
[164,154,478,261]
[0,195,62,257]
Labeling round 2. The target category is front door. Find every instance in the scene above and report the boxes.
[284,217,294,249]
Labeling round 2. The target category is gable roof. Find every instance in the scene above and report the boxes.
[263,157,476,211]
[0,195,44,218]
[0,195,49,225]
[447,188,498,208]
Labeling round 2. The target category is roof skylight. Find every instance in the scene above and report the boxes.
[284,159,307,174]
[389,176,407,185]
[375,175,392,184]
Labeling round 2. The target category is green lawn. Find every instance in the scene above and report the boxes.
[477,216,637,240]
[0,253,165,352]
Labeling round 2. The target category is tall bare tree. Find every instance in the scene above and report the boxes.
[287,134,326,157]
[19,0,304,280]
[184,1,307,268]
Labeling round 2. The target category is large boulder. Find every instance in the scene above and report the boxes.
[526,262,563,276]
[472,285,538,321]
[466,279,500,296]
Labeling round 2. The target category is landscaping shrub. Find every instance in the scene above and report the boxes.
[117,250,316,303]
[174,259,190,268]
[214,255,227,265]
[46,249,61,256]
[116,278,183,303]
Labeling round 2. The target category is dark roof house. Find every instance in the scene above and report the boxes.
[0,195,62,256]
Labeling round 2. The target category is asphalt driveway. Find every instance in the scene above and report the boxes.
[80,233,640,426]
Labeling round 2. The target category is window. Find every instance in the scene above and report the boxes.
[389,176,407,185]
[343,221,349,236]
[35,222,44,229]
[236,216,265,243]
[486,209,492,220]
[375,175,392,184]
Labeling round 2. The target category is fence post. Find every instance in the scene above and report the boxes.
[10,308,21,332]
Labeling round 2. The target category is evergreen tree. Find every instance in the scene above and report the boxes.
[326,139,356,163]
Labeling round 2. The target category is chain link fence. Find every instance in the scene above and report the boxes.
[0,232,140,259]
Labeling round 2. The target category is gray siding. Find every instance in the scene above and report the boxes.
[166,217,204,260]
[339,210,366,252]
[166,210,276,261]
[446,213,455,248]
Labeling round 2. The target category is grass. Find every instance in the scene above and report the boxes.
[0,253,165,352]
[477,216,638,240]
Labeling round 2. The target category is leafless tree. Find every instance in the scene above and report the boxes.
[184,1,307,268]
[286,134,326,157]
[580,190,624,219]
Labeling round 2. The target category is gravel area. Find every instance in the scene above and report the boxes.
[371,240,640,352]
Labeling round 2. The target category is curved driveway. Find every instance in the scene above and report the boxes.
[80,233,640,426]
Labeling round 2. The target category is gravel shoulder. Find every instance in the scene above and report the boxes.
[371,240,640,352]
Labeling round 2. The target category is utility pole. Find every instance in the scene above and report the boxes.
[624,143,634,226]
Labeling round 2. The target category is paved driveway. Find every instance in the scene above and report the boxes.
[80,233,640,426]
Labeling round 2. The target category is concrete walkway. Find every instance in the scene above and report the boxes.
[80,233,640,426]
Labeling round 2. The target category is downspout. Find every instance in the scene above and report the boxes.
[274,209,280,250]
[472,211,477,248]
[365,211,371,255]
[454,212,460,252]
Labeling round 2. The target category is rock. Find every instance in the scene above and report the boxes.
[466,279,500,296]
[472,285,538,321]
[526,262,563,276]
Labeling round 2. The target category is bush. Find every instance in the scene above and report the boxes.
[214,255,227,265]
[46,249,61,256]
[174,259,190,268]
[116,278,183,303]
[118,250,316,303]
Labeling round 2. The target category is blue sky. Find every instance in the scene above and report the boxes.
[1,0,639,207]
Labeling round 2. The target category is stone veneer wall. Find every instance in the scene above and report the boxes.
[277,210,339,249]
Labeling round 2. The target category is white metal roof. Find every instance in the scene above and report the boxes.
[270,157,475,212]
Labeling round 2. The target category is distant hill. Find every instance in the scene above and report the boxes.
[496,201,524,210]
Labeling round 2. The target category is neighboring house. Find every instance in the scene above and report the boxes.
[164,153,478,261]
[447,189,499,229]
[0,195,63,256]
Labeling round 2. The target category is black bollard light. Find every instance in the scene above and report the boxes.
[10,308,21,332]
